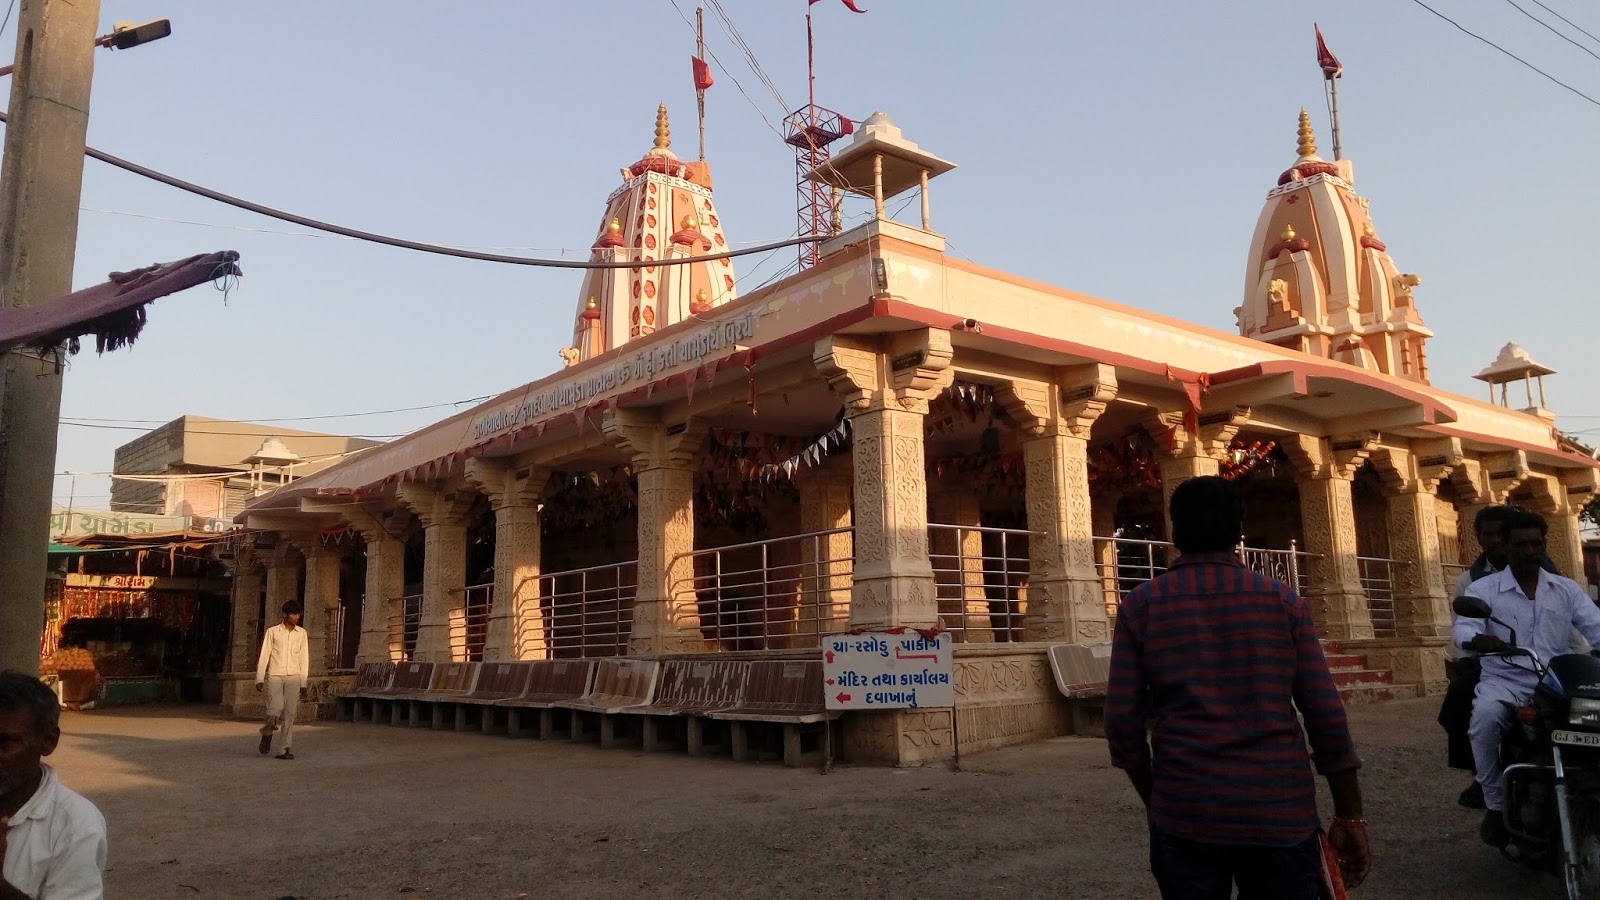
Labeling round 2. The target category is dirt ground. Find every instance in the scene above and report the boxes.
[50,697,1548,900]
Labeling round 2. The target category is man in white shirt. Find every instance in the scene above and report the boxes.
[256,600,310,761]
[0,670,107,900]
[1457,509,1600,849]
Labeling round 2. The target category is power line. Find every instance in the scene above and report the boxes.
[1529,0,1600,46]
[1504,0,1600,62]
[0,109,820,270]
[57,421,404,440]
[1406,0,1600,107]
[59,395,493,426]
[667,0,786,140]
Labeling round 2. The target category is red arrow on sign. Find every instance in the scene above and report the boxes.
[825,650,835,663]
[826,678,835,685]
[835,692,851,703]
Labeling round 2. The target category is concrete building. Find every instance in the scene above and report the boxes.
[231,106,1598,763]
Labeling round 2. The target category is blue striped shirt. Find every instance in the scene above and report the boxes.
[1106,553,1362,846]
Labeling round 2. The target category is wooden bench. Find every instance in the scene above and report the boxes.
[613,659,746,754]
[554,659,661,749]
[336,662,395,722]
[1046,643,1112,734]
[498,659,596,740]
[377,661,436,727]
[451,661,536,734]
[414,662,480,731]
[707,660,838,767]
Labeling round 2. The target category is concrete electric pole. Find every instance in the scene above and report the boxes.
[0,0,102,674]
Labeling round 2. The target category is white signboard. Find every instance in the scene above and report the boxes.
[822,631,955,710]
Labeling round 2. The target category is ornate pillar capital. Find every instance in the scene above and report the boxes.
[1282,432,1376,481]
[602,410,707,471]
[463,458,551,510]
[341,506,412,544]
[997,363,1116,440]
[1484,449,1531,503]
[395,482,475,529]
[813,328,954,415]
[1142,407,1246,462]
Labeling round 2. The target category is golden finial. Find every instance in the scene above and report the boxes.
[680,213,698,230]
[607,218,621,234]
[586,296,598,310]
[697,289,708,302]
[1362,221,1375,237]
[653,103,671,151]
[1281,224,1297,241]
[1296,108,1317,158]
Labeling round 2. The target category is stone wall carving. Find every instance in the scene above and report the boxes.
[394,483,475,662]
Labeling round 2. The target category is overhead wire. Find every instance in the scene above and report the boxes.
[0,109,819,269]
[1503,0,1600,62]
[1529,0,1600,46]
[59,395,493,426]
[706,0,791,113]
[1405,0,1600,107]
[667,0,786,140]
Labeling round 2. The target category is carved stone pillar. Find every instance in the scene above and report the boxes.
[1283,434,1376,640]
[604,411,709,655]
[1450,458,1491,564]
[1372,444,1457,638]
[928,485,992,642]
[999,365,1116,643]
[465,459,550,660]
[228,554,264,673]
[396,483,474,662]
[299,544,343,675]
[1559,471,1599,591]
[344,507,410,665]
[815,329,953,631]
[1142,408,1241,560]
[796,458,853,639]
[263,541,302,639]
[1093,489,1122,617]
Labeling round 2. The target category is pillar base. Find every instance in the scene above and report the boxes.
[219,671,357,720]
[1340,638,1449,696]
[1021,578,1111,643]
[1306,589,1376,641]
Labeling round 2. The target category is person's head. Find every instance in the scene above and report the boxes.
[1169,476,1244,555]
[281,600,303,628]
[1474,505,1515,564]
[1501,509,1549,575]
[0,671,62,799]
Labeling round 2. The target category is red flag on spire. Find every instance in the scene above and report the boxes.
[692,56,714,91]
[810,0,868,12]
[1315,23,1342,79]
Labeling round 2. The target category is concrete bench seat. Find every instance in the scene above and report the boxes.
[372,662,436,726]
[498,660,597,739]
[336,662,395,722]
[553,659,660,748]
[409,662,481,730]
[1046,642,1112,735]
[705,660,838,767]
[613,660,746,754]
[451,661,537,733]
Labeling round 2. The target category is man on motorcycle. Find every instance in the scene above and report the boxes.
[1457,509,1600,848]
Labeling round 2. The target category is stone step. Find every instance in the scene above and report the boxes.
[1338,681,1422,706]
[1331,668,1393,687]
[1324,653,1367,670]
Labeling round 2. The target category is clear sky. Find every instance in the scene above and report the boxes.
[41,0,1600,511]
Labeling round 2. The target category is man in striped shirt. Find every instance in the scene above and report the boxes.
[1107,476,1370,898]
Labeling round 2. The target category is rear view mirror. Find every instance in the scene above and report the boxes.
[1453,595,1492,619]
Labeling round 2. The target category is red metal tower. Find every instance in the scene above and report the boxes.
[785,106,851,269]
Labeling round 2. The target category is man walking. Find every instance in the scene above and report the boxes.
[0,670,107,900]
[1459,509,1600,847]
[256,600,309,761]
[1107,476,1370,898]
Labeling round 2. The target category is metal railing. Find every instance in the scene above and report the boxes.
[670,527,854,650]
[1358,556,1397,639]
[326,605,357,671]
[521,560,636,659]
[1094,537,1316,613]
[927,524,1033,643]
[462,582,492,662]
[387,593,421,662]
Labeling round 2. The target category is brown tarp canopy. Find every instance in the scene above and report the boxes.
[0,250,241,354]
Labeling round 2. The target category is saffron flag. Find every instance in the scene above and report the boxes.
[692,55,714,90]
[810,0,868,12]
[1315,23,1342,78]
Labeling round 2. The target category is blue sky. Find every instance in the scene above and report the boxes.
[43,0,1600,510]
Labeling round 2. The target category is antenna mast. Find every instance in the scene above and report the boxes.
[784,5,850,270]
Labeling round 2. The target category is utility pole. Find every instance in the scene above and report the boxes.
[0,0,102,674]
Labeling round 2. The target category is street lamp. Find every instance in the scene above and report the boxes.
[0,18,171,77]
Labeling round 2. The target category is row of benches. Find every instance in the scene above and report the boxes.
[337,658,838,767]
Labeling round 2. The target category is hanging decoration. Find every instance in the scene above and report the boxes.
[703,414,852,484]
[1221,440,1278,480]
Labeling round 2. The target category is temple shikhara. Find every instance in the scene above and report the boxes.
[227,100,1598,765]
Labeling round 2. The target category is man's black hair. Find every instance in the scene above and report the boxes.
[1501,508,1549,539]
[282,599,304,615]
[0,670,61,739]
[1474,505,1515,533]
[1169,476,1244,554]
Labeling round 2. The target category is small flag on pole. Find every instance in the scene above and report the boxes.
[810,0,868,13]
[692,56,714,90]
[1315,23,1342,79]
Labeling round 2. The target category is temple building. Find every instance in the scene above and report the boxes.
[228,105,1598,764]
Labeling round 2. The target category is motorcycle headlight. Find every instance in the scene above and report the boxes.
[1570,697,1600,727]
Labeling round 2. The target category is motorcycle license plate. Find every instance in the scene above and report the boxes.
[1552,730,1600,747]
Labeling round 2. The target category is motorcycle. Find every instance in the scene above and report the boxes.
[1455,594,1600,899]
